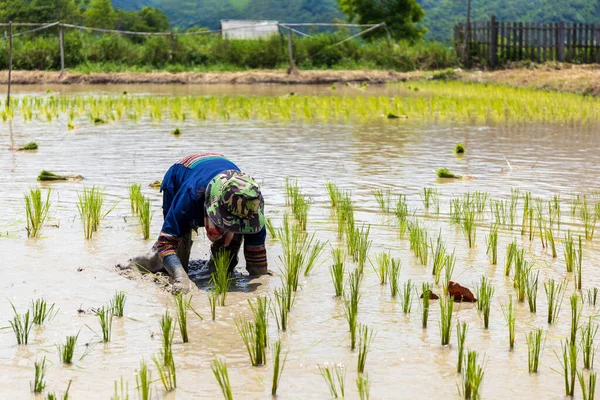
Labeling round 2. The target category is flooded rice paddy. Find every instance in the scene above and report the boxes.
[2,83,600,399]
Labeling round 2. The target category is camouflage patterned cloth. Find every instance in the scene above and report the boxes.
[205,170,265,234]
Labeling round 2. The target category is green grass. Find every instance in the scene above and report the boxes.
[31,357,47,393]
[110,291,127,318]
[58,334,78,364]
[136,360,153,400]
[174,293,191,343]
[344,269,362,350]
[526,328,544,373]
[271,339,287,396]
[96,306,113,342]
[545,279,567,324]
[9,304,32,345]
[457,321,467,373]
[211,250,233,306]
[460,350,484,400]
[330,248,345,297]
[31,298,57,325]
[501,295,516,349]
[318,364,345,399]
[24,187,51,238]
[422,283,432,329]
[357,324,375,374]
[439,295,454,346]
[212,357,233,400]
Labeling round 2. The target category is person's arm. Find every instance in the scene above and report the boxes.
[243,226,268,275]
[154,187,195,260]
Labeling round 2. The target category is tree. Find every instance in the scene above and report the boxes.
[85,0,116,29]
[0,0,80,23]
[138,7,170,32]
[337,0,426,41]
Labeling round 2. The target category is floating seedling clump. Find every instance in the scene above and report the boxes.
[437,168,461,179]
[37,170,68,182]
[455,143,465,154]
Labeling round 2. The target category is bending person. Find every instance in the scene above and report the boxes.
[134,153,268,292]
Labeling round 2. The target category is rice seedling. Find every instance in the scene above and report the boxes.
[526,328,544,373]
[526,269,540,315]
[9,305,33,345]
[31,298,57,325]
[77,185,114,239]
[271,286,294,331]
[545,228,557,258]
[475,277,494,328]
[457,321,467,373]
[38,170,68,181]
[96,306,113,342]
[439,295,454,346]
[557,340,578,397]
[437,168,461,179]
[389,258,401,298]
[581,197,597,240]
[534,198,546,248]
[455,143,465,154]
[128,183,142,214]
[171,127,182,135]
[111,377,129,400]
[357,324,375,373]
[137,196,153,240]
[212,357,233,400]
[374,251,390,285]
[462,206,477,248]
[545,279,567,324]
[450,198,463,225]
[325,181,341,208]
[460,350,484,400]
[587,288,598,306]
[136,360,152,400]
[336,194,354,239]
[513,253,529,303]
[574,236,583,291]
[278,214,311,292]
[485,224,498,265]
[430,232,446,284]
[318,364,345,399]
[211,250,233,306]
[236,297,268,366]
[24,187,51,238]
[578,371,597,400]
[501,295,516,349]
[394,194,409,236]
[422,283,432,329]
[421,187,439,212]
[31,357,47,393]
[581,316,598,369]
[408,221,429,266]
[304,237,326,276]
[58,334,78,364]
[548,194,561,230]
[504,239,517,276]
[265,217,277,239]
[349,225,372,273]
[330,248,345,297]
[110,291,127,318]
[444,252,456,289]
[271,339,287,396]
[208,290,217,321]
[356,373,370,400]
[373,188,392,213]
[174,293,191,343]
[20,141,38,150]
[344,269,362,350]
[570,294,582,345]
[564,230,576,273]
[152,350,176,392]
[45,381,72,400]
[401,280,414,314]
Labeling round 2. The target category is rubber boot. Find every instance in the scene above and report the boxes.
[163,254,193,293]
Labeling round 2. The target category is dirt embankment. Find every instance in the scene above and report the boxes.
[0,70,423,85]
[2,64,600,95]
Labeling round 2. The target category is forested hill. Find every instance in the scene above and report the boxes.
[113,0,600,42]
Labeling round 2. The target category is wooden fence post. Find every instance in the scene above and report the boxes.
[58,24,65,77]
[489,15,498,68]
[557,22,565,62]
[7,21,13,109]
[287,29,298,75]
[596,25,600,63]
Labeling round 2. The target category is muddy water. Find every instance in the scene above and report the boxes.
[1,85,600,399]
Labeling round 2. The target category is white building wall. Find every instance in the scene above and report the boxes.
[220,20,279,40]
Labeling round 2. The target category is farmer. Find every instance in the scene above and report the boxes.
[133,153,268,293]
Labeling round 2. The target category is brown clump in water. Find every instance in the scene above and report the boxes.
[448,281,477,302]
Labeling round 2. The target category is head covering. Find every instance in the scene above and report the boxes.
[205,170,265,234]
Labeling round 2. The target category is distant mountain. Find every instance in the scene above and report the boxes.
[112,0,600,42]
